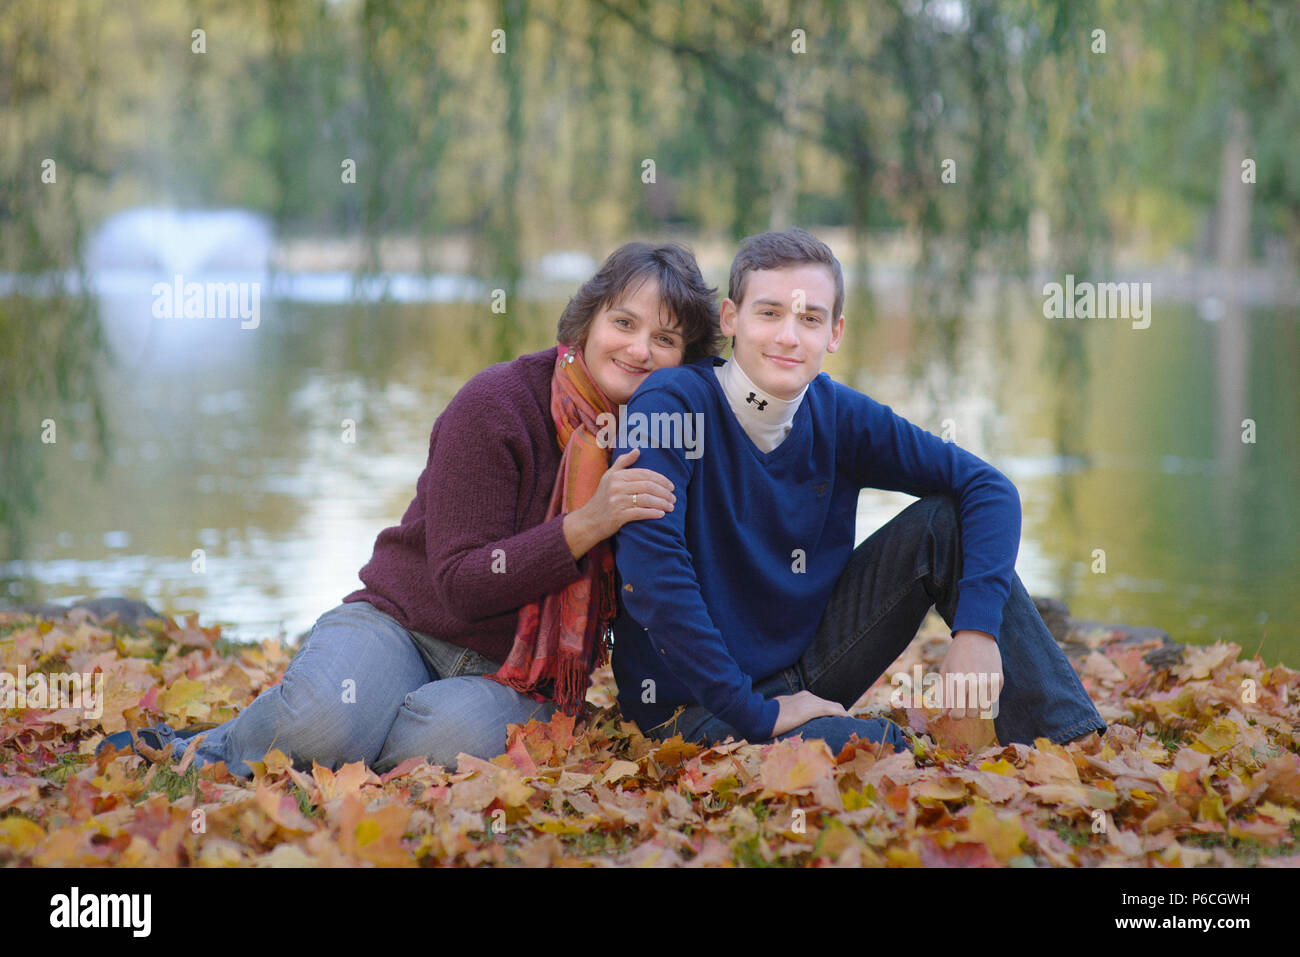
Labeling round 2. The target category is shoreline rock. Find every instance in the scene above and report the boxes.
[0,597,166,631]
[1032,595,1184,667]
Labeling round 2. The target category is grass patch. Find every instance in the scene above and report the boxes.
[143,760,202,803]
[291,782,318,818]
[1047,815,1095,848]
[731,832,804,867]
[38,750,92,785]
[1181,830,1297,865]
[557,828,636,858]
[1152,724,1186,750]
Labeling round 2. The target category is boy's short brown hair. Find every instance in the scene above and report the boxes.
[728,227,845,321]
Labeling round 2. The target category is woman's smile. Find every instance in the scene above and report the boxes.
[612,357,650,375]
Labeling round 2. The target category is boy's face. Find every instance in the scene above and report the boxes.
[719,263,845,400]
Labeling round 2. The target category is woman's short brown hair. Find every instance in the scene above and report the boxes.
[556,242,723,363]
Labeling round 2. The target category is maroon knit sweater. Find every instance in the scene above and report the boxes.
[343,346,585,663]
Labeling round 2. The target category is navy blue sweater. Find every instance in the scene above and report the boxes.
[611,356,1021,742]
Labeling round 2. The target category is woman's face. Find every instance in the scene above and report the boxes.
[580,275,685,406]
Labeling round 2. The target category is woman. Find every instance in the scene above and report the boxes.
[100,242,723,776]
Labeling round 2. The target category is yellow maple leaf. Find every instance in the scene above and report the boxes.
[0,817,45,854]
[92,760,145,797]
[354,817,381,845]
[1197,795,1227,824]
[161,677,210,722]
[841,787,872,811]
[979,758,1016,776]
[312,760,380,802]
[247,747,295,780]
[653,735,702,767]
[1257,802,1300,825]
[958,803,1027,862]
[1191,717,1238,754]
[885,846,923,867]
[911,775,968,804]
[600,759,641,785]
[534,819,590,835]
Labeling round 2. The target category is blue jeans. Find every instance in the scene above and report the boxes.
[648,494,1107,753]
[186,600,555,777]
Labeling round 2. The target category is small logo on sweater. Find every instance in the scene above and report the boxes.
[814,481,828,497]
[746,392,768,411]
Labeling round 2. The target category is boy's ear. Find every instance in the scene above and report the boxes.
[719,298,738,337]
[826,314,846,354]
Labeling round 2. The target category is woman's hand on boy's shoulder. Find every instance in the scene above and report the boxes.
[562,448,677,559]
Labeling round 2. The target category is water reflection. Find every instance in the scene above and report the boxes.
[2,275,1296,667]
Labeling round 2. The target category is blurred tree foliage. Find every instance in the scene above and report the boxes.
[6,0,1298,273]
[1,0,1297,558]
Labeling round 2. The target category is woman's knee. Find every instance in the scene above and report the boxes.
[269,665,383,757]
[378,677,555,770]
[242,605,424,763]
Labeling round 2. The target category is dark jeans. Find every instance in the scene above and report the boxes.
[649,494,1107,753]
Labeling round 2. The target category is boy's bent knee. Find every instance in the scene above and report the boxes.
[916,493,958,534]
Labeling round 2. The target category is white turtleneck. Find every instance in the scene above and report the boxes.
[713,357,807,453]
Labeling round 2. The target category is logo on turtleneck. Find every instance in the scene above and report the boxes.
[746,392,768,411]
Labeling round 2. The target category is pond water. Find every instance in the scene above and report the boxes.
[3,281,1297,666]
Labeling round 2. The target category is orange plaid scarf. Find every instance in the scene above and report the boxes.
[486,344,617,716]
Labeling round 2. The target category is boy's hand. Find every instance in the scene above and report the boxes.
[938,630,1003,719]
[771,690,851,737]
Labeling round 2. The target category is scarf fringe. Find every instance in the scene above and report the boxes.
[556,653,592,717]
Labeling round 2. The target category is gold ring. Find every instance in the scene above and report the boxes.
[632,493,638,507]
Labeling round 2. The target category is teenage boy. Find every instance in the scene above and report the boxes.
[609,228,1105,752]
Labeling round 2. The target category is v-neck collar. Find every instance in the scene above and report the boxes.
[701,357,811,466]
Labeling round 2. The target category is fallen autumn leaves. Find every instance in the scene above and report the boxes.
[1,609,1297,867]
